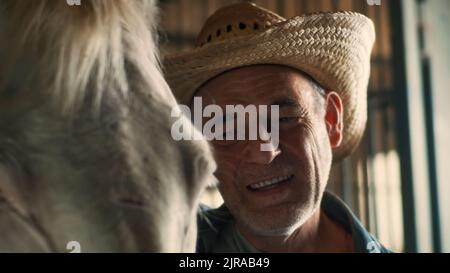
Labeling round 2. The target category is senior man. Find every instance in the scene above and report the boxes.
[165,3,389,253]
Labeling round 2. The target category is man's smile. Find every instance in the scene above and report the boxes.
[241,173,297,208]
[247,174,294,191]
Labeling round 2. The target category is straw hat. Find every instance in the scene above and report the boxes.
[164,2,376,160]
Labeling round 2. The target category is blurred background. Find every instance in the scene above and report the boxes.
[158,0,450,253]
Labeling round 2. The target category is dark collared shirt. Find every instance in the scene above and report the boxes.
[197,191,391,253]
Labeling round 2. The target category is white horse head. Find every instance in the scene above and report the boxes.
[0,0,215,252]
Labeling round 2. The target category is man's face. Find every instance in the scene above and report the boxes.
[196,65,342,236]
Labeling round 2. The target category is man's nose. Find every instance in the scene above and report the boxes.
[242,139,281,164]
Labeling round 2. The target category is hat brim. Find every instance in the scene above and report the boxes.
[164,11,375,161]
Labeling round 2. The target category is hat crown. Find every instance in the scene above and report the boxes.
[196,2,285,47]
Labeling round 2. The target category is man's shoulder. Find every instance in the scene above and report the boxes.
[196,203,233,253]
[196,194,393,253]
[322,192,392,253]
[198,203,232,229]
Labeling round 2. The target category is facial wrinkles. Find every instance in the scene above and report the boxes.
[216,143,291,200]
[278,92,324,206]
[216,148,263,193]
[199,67,335,241]
[214,151,242,190]
[238,153,291,186]
[205,84,288,189]
[299,111,329,206]
[303,93,330,206]
[203,66,326,190]
[216,134,290,192]
[305,123,322,205]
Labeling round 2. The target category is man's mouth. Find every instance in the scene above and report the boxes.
[247,174,294,191]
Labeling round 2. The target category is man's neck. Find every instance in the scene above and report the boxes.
[236,208,354,253]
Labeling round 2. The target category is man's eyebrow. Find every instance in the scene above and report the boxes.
[270,98,301,108]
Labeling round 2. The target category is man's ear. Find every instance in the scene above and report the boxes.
[324,92,343,148]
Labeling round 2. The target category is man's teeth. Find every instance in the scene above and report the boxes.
[249,175,292,190]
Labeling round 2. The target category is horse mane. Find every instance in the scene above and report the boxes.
[0,0,171,115]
